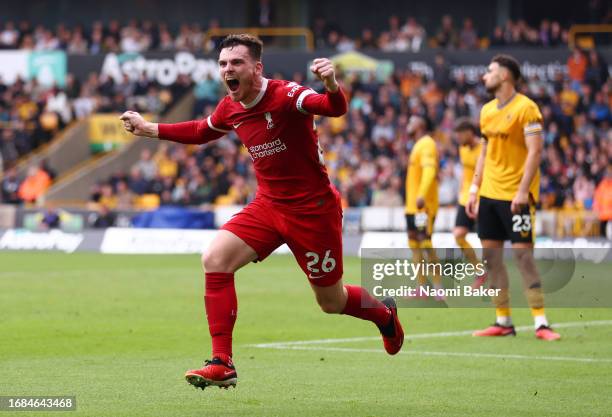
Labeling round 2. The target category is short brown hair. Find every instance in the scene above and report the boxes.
[492,54,522,83]
[453,117,479,135]
[219,34,263,61]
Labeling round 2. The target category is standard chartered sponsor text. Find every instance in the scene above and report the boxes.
[248,138,287,160]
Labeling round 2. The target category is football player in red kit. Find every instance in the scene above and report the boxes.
[120,34,404,390]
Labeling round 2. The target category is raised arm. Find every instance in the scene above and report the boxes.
[120,111,227,145]
[300,88,348,117]
[300,58,348,117]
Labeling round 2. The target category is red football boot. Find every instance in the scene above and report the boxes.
[471,271,488,289]
[379,297,404,355]
[472,323,516,337]
[185,356,237,390]
[535,325,561,341]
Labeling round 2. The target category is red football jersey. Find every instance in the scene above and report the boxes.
[206,78,341,212]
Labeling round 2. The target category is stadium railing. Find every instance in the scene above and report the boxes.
[568,24,612,49]
[0,203,604,240]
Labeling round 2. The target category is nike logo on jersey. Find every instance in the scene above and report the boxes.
[308,273,326,279]
[232,122,244,129]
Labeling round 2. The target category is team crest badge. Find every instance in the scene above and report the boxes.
[265,112,274,129]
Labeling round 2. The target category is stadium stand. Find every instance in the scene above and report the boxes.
[0,16,600,53]
[83,47,609,220]
[0,8,610,237]
[0,66,192,203]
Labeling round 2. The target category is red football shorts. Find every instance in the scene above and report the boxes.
[221,196,343,287]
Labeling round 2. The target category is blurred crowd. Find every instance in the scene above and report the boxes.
[314,15,585,52]
[0,19,222,54]
[0,21,610,233]
[1,9,610,54]
[88,142,252,211]
[0,71,192,203]
[84,48,611,231]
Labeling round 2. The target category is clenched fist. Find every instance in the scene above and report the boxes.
[119,111,158,138]
[310,58,339,93]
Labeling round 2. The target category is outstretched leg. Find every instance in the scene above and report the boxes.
[310,279,404,355]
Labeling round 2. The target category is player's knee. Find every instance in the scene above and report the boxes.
[453,229,466,242]
[201,249,232,273]
[318,299,343,314]
[513,248,535,268]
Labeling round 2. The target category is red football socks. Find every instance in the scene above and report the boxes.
[341,285,391,327]
[204,272,237,359]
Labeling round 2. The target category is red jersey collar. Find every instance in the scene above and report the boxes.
[240,77,269,109]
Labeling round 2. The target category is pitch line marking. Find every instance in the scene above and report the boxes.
[267,346,612,364]
[248,319,612,363]
[250,320,612,349]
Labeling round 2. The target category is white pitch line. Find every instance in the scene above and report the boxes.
[250,319,612,349]
[267,345,612,364]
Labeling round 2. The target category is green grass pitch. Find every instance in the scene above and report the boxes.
[1,252,611,416]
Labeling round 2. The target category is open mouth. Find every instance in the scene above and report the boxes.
[226,78,240,92]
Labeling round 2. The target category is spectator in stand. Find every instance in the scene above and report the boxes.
[401,17,425,52]
[371,176,402,207]
[40,208,61,229]
[567,48,588,88]
[490,26,506,47]
[134,148,157,181]
[127,166,149,195]
[1,128,20,167]
[573,171,596,207]
[98,183,118,209]
[585,50,610,91]
[115,180,135,210]
[435,15,458,48]
[337,34,356,52]
[459,18,478,50]
[1,166,21,203]
[548,21,564,46]
[433,53,451,91]
[589,92,612,124]
[0,21,19,48]
[357,28,378,50]
[153,143,179,179]
[538,20,551,46]
[68,30,88,54]
[593,165,612,238]
[90,204,117,228]
[17,165,51,203]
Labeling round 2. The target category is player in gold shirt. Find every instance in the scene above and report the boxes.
[466,55,560,340]
[452,118,487,288]
[405,115,443,297]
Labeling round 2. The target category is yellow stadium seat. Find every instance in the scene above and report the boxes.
[135,194,161,210]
